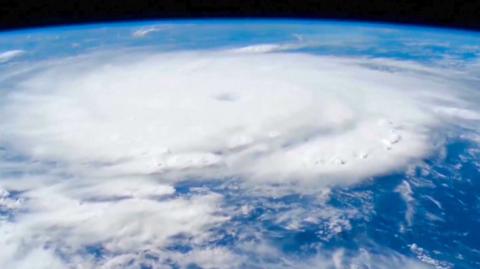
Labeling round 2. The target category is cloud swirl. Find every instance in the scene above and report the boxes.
[0,48,479,268]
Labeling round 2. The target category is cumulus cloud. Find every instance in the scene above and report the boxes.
[234,241,433,269]
[0,47,479,268]
[396,180,415,228]
[0,177,226,268]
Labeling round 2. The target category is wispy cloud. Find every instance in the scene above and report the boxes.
[132,26,170,38]
[0,50,24,63]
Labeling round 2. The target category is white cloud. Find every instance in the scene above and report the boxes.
[0,179,226,268]
[410,244,452,269]
[235,241,434,269]
[433,106,480,121]
[1,51,478,187]
[396,180,415,228]
[229,43,305,53]
[0,50,24,63]
[132,26,170,38]
[0,187,22,212]
[0,47,478,268]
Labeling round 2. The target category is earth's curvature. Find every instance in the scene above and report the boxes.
[0,20,479,269]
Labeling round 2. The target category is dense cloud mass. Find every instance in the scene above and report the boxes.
[3,51,479,183]
[0,47,479,268]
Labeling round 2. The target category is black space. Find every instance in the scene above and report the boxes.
[1,0,480,31]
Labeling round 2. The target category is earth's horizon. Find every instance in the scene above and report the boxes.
[0,19,479,269]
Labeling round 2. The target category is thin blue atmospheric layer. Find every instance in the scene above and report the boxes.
[0,20,480,268]
[0,19,480,65]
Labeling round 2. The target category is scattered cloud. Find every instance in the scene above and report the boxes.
[0,177,226,268]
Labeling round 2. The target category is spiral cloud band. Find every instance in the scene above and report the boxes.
[0,47,479,268]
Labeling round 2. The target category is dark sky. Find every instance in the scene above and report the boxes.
[1,0,480,31]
